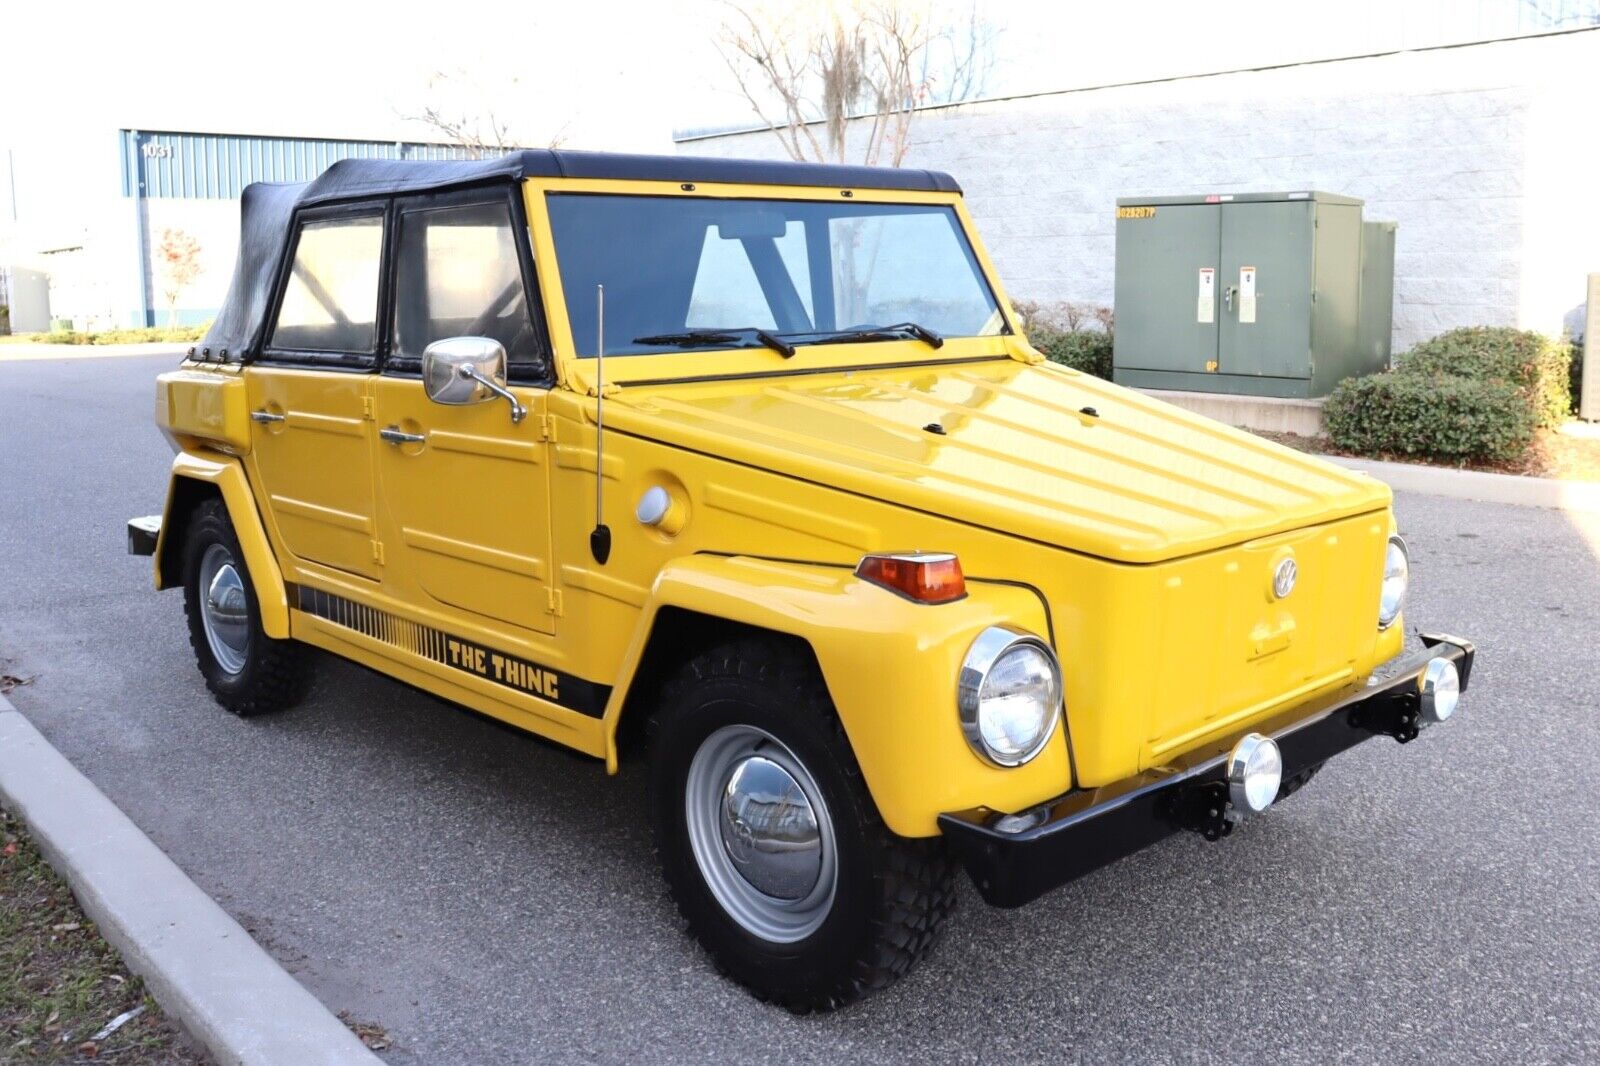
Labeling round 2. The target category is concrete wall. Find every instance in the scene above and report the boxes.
[678,30,1600,351]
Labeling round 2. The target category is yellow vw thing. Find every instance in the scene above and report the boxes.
[130,152,1474,1011]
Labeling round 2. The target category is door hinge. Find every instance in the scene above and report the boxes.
[538,413,557,442]
[362,397,375,420]
[370,540,385,565]
[545,588,564,616]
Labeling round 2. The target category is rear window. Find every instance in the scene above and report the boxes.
[270,216,383,353]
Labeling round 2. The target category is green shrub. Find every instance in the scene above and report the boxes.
[0,324,210,346]
[1400,326,1572,429]
[1325,372,1536,462]
[1032,326,1113,380]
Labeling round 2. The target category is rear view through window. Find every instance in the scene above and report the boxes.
[269,216,383,353]
[546,195,1005,357]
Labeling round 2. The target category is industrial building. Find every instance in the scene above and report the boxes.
[678,28,1600,351]
[2,130,493,332]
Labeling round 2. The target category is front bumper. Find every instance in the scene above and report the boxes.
[939,632,1476,907]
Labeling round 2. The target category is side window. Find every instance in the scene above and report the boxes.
[390,200,541,376]
[269,216,384,354]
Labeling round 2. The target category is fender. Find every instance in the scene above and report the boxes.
[154,448,290,639]
[603,555,1073,837]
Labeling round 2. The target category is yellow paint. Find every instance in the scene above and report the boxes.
[1117,206,1158,219]
[151,171,1409,839]
[154,449,290,638]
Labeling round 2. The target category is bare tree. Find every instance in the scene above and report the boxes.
[399,69,569,157]
[716,0,997,168]
[155,228,201,329]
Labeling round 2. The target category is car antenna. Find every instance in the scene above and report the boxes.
[589,283,612,565]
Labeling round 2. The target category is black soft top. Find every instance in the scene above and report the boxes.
[199,150,962,360]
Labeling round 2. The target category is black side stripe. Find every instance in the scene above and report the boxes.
[290,584,611,718]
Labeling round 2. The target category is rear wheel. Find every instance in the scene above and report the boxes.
[181,499,311,716]
[648,638,957,1012]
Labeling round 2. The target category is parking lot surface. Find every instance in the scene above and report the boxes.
[2,352,1597,1063]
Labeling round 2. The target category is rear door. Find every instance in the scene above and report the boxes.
[247,204,386,581]
[372,188,558,636]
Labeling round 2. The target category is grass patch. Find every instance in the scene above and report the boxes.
[0,326,208,346]
[1,807,205,1063]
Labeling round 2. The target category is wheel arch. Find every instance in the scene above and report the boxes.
[601,554,1071,838]
[155,449,289,639]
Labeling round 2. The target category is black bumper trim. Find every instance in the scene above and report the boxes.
[938,634,1476,908]
[127,516,161,557]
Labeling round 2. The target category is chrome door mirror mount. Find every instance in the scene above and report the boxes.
[421,336,527,424]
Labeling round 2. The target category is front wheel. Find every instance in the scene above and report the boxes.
[181,499,311,716]
[648,638,957,1012]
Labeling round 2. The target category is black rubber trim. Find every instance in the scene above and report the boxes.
[939,637,1476,908]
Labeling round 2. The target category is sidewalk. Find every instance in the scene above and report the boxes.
[1328,454,1600,514]
[0,342,189,362]
[0,695,380,1066]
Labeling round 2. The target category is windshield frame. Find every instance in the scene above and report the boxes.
[521,177,1020,389]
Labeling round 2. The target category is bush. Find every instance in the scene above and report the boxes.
[1325,373,1536,462]
[1400,326,1573,429]
[1031,325,1113,380]
[0,324,210,346]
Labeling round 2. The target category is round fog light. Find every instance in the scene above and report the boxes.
[1226,733,1283,813]
[1418,657,1460,724]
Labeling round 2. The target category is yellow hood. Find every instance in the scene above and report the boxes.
[611,358,1390,564]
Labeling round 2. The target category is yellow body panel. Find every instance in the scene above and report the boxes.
[155,365,252,453]
[154,449,290,638]
[153,173,1408,841]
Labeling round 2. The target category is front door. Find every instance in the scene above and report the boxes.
[373,189,557,636]
[247,206,387,581]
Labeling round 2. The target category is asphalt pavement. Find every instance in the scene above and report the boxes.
[2,351,1597,1063]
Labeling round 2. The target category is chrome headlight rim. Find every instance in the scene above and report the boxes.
[1379,534,1409,630]
[1225,732,1283,814]
[1418,656,1461,724]
[957,625,1063,768]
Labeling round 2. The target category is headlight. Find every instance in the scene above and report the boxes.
[1379,535,1409,629]
[1226,733,1283,813]
[957,626,1062,767]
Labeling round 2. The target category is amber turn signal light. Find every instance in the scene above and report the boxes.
[855,552,966,604]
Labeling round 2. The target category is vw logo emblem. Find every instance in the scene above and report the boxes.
[1273,557,1298,599]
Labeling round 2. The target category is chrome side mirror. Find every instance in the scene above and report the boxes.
[421,337,526,424]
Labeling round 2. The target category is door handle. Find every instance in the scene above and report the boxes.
[1223,286,1236,313]
[379,425,426,446]
[250,409,286,424]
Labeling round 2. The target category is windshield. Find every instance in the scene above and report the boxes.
[544,194,1006,357]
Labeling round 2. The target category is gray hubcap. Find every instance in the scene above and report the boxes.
[199,543,249,675]
[686,725,837,943]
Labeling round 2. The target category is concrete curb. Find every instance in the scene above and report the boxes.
[1327,455,1600,514]
[0,698,380,1066]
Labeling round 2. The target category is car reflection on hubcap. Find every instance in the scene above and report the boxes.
[686,725,837,942]
[199,543,250,675]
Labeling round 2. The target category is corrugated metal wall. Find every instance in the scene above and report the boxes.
[119,129,502,200]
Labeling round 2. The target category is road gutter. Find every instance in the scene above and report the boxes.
[0,696,380,1066]
[1327,455,1600,514]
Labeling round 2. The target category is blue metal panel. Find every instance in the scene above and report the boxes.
[120,129,501,199]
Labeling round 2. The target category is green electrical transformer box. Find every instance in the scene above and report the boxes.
[1112,191,1396,398]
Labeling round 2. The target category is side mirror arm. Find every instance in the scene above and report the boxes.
[459,364,527,424]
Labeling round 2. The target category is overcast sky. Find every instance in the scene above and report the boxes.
[2,0,1592,233]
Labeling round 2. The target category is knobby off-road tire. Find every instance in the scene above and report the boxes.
[648,638,957,1012]
[180,499,311,716]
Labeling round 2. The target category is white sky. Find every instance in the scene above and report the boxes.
[1,0,1591,232]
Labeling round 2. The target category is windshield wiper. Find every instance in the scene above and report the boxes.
[808,322,945,349]
[632,328,797,358]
